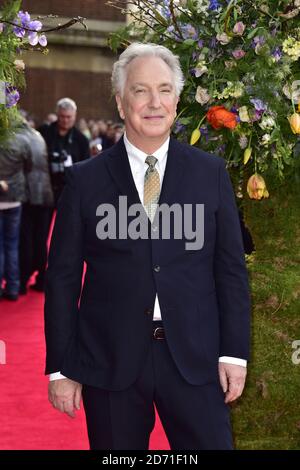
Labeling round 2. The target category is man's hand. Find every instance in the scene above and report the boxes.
[0,180,9,193]
[48,378,82,418]
[218,363,247,404]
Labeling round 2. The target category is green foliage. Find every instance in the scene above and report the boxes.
[231,182,300,449]
[0,0,25,143]
[109,0,300,195]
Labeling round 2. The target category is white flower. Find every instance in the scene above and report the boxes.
[239,106,250,122]
[283,80,300,103]
[14,59,25,71]
[195,0,210,15]
[259,116,276,130]
[261,134,271,146]
[195,86,211,105]
[216,33,232,45]
[216,81,245,99]
[195,65,208,77]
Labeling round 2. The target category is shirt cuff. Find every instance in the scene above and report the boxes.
[49,372,67,381]
[218,356,247,367]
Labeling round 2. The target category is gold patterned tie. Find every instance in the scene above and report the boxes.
[144,155,160,223]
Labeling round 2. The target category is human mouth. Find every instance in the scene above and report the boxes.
[144,116,164,120]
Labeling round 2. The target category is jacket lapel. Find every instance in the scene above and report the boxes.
[105,137,141,208]
[105,136,188,209]
[158,137,187,206]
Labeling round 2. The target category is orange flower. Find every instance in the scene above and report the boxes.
[207,105,238,130]
[247,174,269,200]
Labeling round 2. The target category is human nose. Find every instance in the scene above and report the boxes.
[149,91,161,108]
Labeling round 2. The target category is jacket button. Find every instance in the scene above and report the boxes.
[154,265,160,273]
[145,308,153,315]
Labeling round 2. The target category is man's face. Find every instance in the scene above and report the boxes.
[57,108,76,132]
[116,56,179,149]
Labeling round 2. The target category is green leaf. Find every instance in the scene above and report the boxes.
[247,27,266,39]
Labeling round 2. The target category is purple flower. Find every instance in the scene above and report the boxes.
[160,0,171,19]
[13,25,26,38]
[18,11,31,26]
[13,10,30,38]
[28,32,39,46]
[250,98,267,112]
[251,110,263,122]
[198,40,204,49]
[272,47,282,62]
[174,121,186,134]
[13,10,47,46]
[210,37,217,49]
[209,0,221,10]
[200,127,209,143]
[38,35,47,47]
[181,24,198,40]
[28,20,42,31]
[216,144,226,155]
[5,85,20,108]
[251,36,265,49]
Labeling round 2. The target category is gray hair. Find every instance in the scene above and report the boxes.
[111,43,185,97]
[56,97,77,113]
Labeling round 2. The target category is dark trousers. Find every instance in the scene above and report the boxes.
[0,206,22,295]
[19,204,53,288]
[82,322,233,450]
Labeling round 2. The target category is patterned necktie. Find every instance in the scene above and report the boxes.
[144,155,160,223]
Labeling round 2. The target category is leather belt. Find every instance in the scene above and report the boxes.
[153,325,165,340]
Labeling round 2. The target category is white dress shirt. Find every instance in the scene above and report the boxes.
[50,134,246,380]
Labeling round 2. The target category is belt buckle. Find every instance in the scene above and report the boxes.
[153,327,164,340]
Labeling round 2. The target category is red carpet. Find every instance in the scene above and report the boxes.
[0,287,170,450]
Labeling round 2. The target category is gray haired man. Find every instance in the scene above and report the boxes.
[45,43,250,450]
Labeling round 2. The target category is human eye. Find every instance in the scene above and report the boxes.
[135,88,146,94]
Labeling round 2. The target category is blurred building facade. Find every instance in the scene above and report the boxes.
[20,0,126,124]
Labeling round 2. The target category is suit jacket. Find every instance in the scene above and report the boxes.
[44,136,250,391]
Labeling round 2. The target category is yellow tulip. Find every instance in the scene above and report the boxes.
[288,113,300,134]
[243,147,252,165]
[190,128,201,146]
[247,174,269,200]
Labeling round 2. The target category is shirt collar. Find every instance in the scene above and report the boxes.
[123,132,169,171]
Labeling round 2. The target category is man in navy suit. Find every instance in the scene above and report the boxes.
[45,43,250,450]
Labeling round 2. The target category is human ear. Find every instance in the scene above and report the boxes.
[115,95,125,120]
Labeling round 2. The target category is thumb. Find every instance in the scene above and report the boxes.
[219,365,228,393]
[74,385,82,410]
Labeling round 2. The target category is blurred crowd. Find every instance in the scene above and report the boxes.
[0,97,124,301]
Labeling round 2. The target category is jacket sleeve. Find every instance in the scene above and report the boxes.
[44,165,84,374]
[214,159,251,360]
